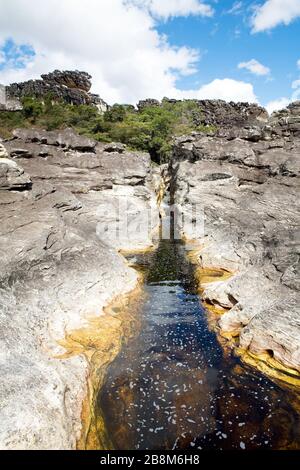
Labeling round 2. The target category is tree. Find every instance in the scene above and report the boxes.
[104,104,127,123]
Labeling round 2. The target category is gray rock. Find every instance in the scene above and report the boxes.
[103,142,126,153]
[0,143,8,158]
[12,128,96,152]
[172,116,300,374]
[0,132,159,449]
[41,70,92,92]
[269,100,300,137]
[0,158,32,190]
[137,98,160,111]
[9,148,33,159]
[196,99,269,127]
[5,70,108,111]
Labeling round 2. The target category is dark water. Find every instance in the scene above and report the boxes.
[97,238,300,450]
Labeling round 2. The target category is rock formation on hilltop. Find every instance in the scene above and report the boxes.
[2,70,108,112]
[193,99,268,127]
[137,97,269,128]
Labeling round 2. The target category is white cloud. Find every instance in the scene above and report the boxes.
[0,51,5,65]
[252,0,300,33]
[265,97,290,114]
[0,0,257,106]
[128,0,214,20]
[292,79,300,89]
[227,1,243,15]
[267,71,300,113]
[0,0,202,104]
[174,78,258,103]
[291,60,300,96]
[292,88,300,100]
[238,59,270,76]
[292,77,300,99]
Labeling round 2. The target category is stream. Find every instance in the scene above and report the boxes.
[96,235,300,450]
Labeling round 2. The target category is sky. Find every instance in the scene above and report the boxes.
[0,0,299,113]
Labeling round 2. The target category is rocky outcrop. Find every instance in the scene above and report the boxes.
[268,100,300,138]
[41,70,92,92]
[4,70,108,112]
[137,97,268,128]
[137,98,160,111]
[0,84,23,111]
[0,130,159,449]
[11,128,97,152]
[197,100,268,126]
[171,101,300,381]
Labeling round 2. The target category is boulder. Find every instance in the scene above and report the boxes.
[0,143,8,158]
[12,128,97,152]
[137,99,160,111]
[103,142,126,153]
[0,158,32,190]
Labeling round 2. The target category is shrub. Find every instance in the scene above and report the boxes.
[0,96,215,162]
[104,104,127,123]
[22,97,44,121]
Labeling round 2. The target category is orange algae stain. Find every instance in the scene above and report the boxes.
[194,266,233,286]
[56,279,144,450]
[119,245,156,258]
[183,241,300,388]
[237,349,300,389]
[202,300,228,316]
[184,240,234,287]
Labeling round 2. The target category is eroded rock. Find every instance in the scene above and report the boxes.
[4,70,108,111]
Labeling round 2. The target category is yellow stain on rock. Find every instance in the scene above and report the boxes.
[184,241,234,287]
[237,349,300,388]
[119,245,156,258]
[184,240,300,389]
[194,266,233,286]
[56,279,144,450]
[202,300,228,316]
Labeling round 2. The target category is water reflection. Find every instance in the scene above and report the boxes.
[97,239,300,450]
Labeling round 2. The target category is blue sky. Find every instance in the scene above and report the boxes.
[0,0,299,112]
[157,0,300,106]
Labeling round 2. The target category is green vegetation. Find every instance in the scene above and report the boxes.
[0,96,216,162]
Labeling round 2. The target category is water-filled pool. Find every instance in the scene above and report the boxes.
[97,238,300,450]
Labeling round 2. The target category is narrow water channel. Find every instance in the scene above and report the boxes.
[97,236,300,450]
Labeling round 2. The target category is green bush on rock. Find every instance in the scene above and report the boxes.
[0,97,216,162]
